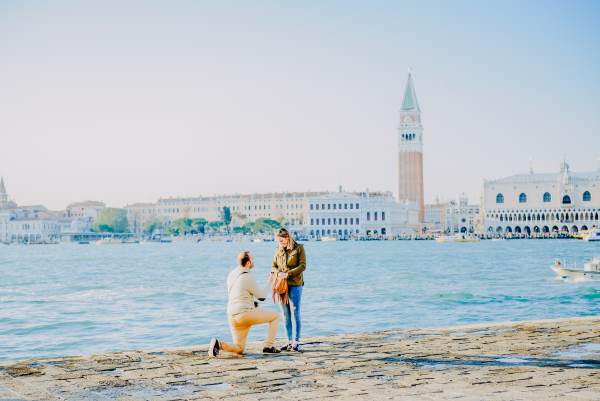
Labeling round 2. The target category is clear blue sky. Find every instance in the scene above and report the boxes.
[1,1,599,209]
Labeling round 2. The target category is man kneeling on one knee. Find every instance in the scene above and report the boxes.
[209,251,281,356]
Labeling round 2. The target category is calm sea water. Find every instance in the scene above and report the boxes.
[1,240,599,362]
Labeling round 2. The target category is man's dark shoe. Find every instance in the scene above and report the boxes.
[292,343,303,352]
[208,338,220,357]
[263,346,281,354]
[280,343,292,352]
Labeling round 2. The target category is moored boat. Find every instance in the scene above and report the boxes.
[436,234,480,243]
[572,230,589,240]
[320,236,338,242]
[582,228,600,242]
[551,257,600,279]
[95,238,120,245]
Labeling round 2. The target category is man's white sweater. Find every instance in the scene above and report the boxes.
[227,267,268,316]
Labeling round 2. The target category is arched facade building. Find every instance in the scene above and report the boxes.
[483,162,600,235]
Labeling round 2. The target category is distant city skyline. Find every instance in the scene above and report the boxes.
[1,1,599,210]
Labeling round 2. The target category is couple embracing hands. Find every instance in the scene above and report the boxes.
[208,228,306,357]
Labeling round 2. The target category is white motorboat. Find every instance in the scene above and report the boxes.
[552,257,600,279]
[320,236,338,242]
[95,238,120,245]
[436,234,480,243]
[583,228,600,242]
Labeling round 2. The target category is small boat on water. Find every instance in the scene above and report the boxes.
[150,234,172,243]
[320,236,338,242]
[582,228,600,242]
[436,234,480,243]
[572,230,589,240]
[95,238,120,245]
[552,257,600,279]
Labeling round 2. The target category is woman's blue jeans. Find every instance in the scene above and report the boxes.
[281,285,302,342]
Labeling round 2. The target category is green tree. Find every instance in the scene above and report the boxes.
[220,206,232,235]
[260,218,282,229]
[232,226,251,234]
[93,208,129,233]
[208,221,225,233]
[192,218,208,234]
[240,218,282,234]
[143,218,164,235]
[169,218,194,236]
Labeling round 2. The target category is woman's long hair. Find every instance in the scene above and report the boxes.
[276,227,296,251]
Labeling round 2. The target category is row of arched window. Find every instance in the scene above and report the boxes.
[487,225,594,234]
[496,191,592,204]
[487,211,599,223]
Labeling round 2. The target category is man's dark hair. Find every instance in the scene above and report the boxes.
[240,251,251,267]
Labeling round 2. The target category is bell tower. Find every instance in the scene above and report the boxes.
[0,177,8,207]
[398,71,425,224]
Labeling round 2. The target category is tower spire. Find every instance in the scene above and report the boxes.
[0,176,9,209]
[401,71,420,112]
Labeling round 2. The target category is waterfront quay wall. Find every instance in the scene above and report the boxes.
[1,316,598,400]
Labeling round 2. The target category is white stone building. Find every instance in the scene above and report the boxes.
[424,195,480,234]
[0,178,62,244]
[60,200,106,235]
[483,162,600,235]
[0,206,61,244]
[424,201,447,233]
[65,201,106,221]
[125,192,327,234]
[445,194,480,234]
[306,191,419,239]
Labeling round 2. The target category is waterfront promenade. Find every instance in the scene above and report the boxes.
[1,316,598,400]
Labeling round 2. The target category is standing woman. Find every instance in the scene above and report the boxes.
[272,228,306,352]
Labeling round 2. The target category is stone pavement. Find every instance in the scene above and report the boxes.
[1,316,599,400]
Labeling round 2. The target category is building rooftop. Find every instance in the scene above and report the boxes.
[67,201,106,208]
[485,162,600,185]
[124,202,156,208]
[487,172,599,185]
